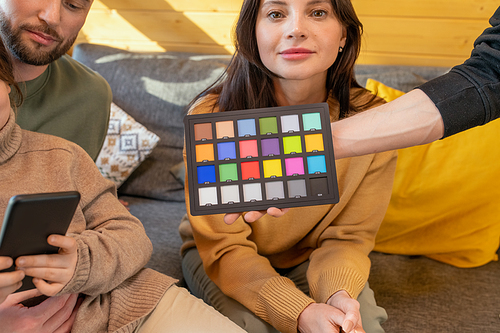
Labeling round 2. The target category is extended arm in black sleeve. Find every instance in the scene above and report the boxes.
[418,7,500,137]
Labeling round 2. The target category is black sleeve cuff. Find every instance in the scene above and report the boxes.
[418,72,486,138]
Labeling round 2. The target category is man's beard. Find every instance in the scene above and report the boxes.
[0,11,77,66]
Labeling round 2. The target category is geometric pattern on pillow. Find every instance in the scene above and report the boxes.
[96,102,160,187]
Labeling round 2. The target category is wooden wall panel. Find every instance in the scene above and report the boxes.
[79,10,235,53]
[76,0,498,67]
[358,16,489,66]
[91,0,242,12]
[352,0,496,19]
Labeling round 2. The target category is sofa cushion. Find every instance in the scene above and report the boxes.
[366,79,500,268]
[96,102,160,187]
[72,43,231,201]
[354,65,450,93]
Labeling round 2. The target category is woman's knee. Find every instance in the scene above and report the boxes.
[358,282,387,333]
[182,249,276,333]
[228,309,277,333]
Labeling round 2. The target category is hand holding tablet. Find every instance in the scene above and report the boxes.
[223,207,290,225]
[0,192,80,294]
[0,256,24,304]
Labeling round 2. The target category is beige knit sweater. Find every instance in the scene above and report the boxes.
[0,110,176,333]
[179,91,398,333]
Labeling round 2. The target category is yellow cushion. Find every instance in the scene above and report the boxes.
[366,79,500,268]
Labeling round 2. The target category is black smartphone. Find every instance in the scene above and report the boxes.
[0,191,80,293]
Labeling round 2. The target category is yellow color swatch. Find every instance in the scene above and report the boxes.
[263,159,282,178]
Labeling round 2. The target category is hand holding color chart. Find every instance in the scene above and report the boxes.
[184,103,339,216]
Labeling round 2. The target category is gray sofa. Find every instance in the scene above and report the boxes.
[72,43,500,332]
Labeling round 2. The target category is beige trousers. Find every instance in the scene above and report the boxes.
[134,285,246,333]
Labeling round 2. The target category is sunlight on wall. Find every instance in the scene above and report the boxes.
[182,11,236,54]
[80,1,167,52]
[162,0,242,12]
[79,0,240,53]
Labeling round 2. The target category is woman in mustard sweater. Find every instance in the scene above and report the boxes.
[180,0,397,332]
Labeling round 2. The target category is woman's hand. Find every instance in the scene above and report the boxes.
[0,256,25,304]
[297,291,364,333]
[16,235,78,296]
[0,290,79,333]
[223,207,290,225]
[297,302,345,333]
[326,290,364,333]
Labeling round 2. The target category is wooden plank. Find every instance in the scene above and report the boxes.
[82,10,236,45]
[358,51,463,67]
[352,0,497,20]
[75,36,234,54]
[92,0,243,12]
[360,16,489,58]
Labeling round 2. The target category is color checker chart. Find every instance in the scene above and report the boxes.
[184,103,339,216]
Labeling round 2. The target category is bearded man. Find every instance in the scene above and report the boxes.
[0,0,111,161]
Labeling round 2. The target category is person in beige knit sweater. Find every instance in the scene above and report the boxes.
[0,37,244,333]
[179,0,397,333]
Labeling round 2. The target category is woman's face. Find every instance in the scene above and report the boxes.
[255,0,346,82]
[0,81,11,129]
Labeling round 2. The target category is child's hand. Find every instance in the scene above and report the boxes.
[0,256,25,304]
[16,235,78,296]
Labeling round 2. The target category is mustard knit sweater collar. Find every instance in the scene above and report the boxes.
[0,110,22,164]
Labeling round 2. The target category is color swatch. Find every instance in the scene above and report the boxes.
[184,103,339,216]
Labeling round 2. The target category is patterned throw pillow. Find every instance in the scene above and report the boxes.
[96,103,160,187]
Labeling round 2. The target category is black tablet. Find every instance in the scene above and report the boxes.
[0,191,80,292]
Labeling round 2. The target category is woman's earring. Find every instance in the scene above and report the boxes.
[339,46,343,52]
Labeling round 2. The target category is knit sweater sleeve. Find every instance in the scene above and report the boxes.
[59,146,153,296]
[418,6,500,137]
[307,149,397,303]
